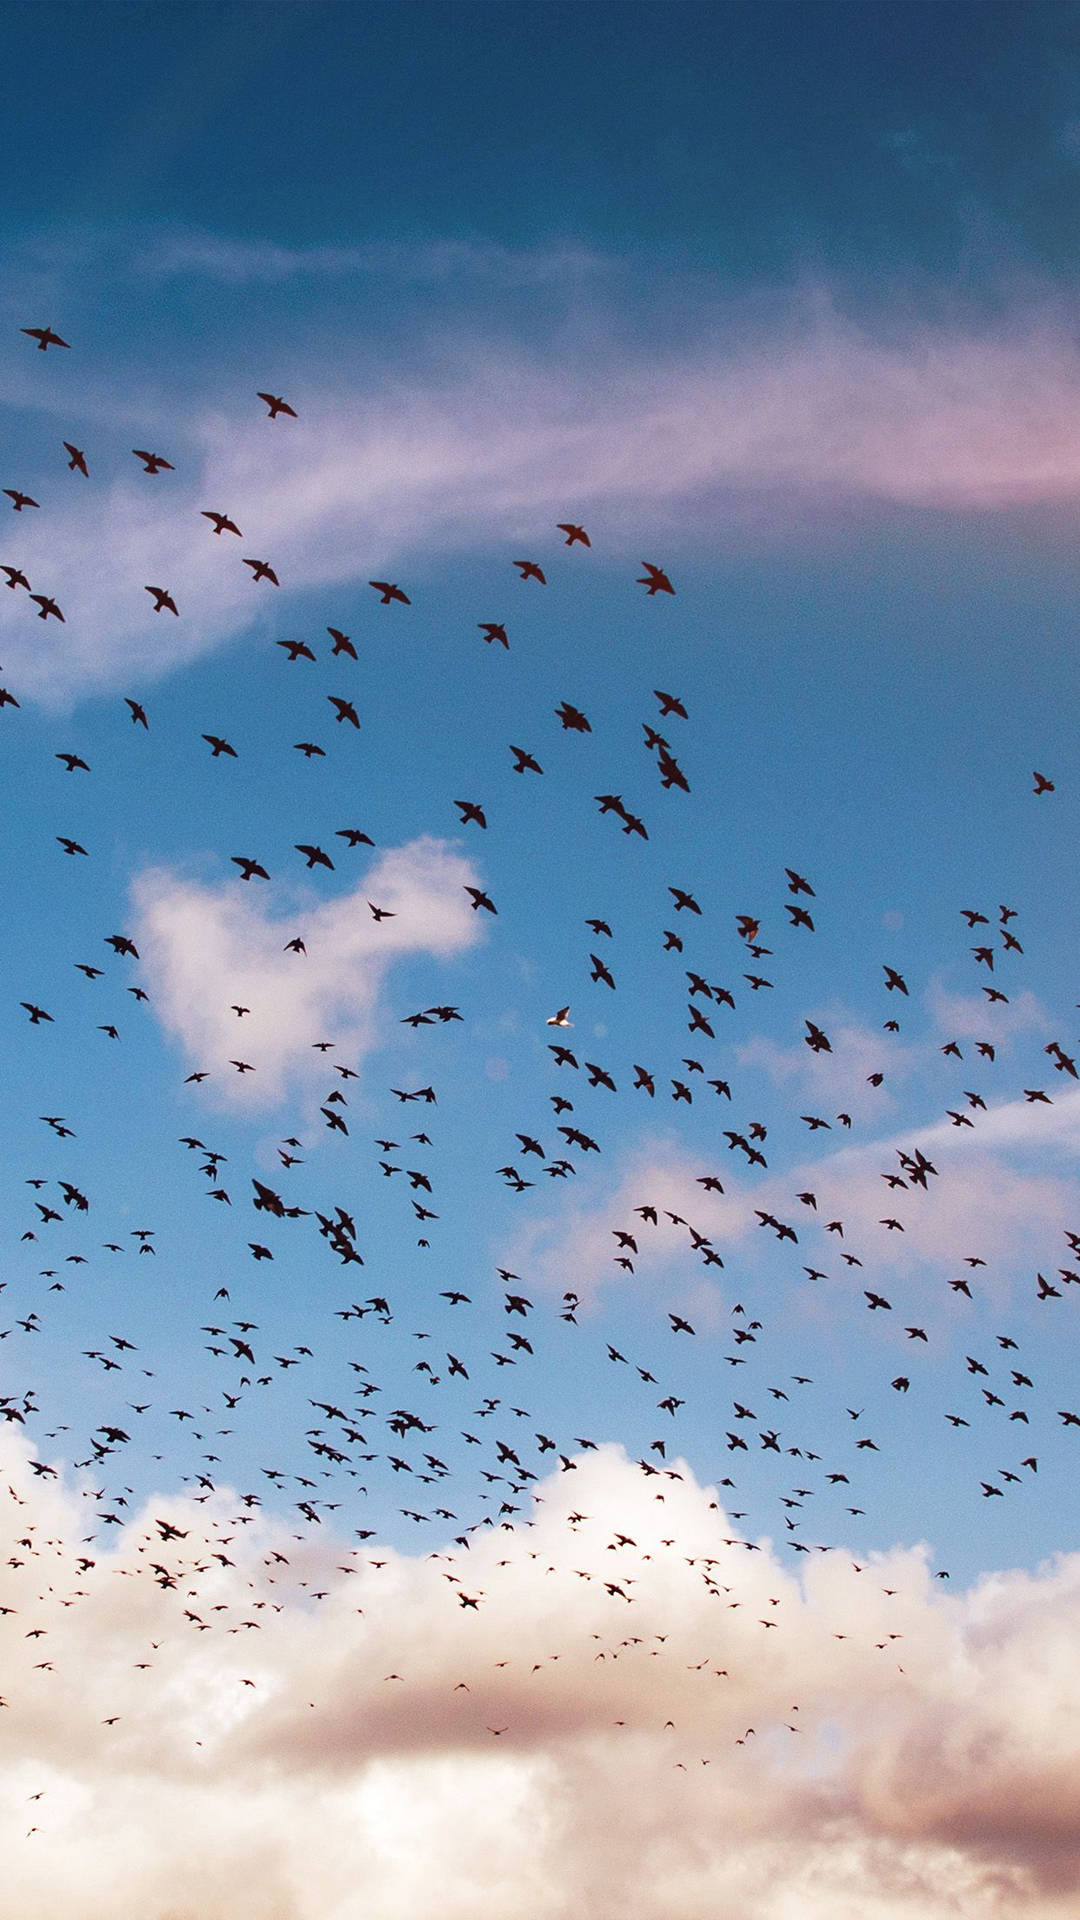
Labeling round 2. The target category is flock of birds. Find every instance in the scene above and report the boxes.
[0,321,1074,1781]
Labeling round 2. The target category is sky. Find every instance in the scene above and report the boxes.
[3,3,1080,1915]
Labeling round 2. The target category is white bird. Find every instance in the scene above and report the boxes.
[546,1006,573,1027]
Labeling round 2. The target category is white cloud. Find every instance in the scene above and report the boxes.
[131,836,482,1109]
[3,1441,1080,1917]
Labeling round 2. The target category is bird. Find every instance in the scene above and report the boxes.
[22,326,70,350]
[202,510,242,536]
[510,746,543,775]
[369,581,410,605]
[454,801,487,828]
[257,392,298,419]
[132,450,174,474]
[295,844,334,871]
[145,586,178,615]
[637,561,675,595]
[63,442,88,476]
[243,558,279,586]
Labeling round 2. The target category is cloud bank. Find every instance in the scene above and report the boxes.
[3,1441,1080,1918]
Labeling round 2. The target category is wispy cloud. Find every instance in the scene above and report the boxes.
[135,230,614,288]
[8,254,1080,704]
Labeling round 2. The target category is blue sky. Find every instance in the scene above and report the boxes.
[3,6,1080,1915]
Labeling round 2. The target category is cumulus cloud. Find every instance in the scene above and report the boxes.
[130,836,482,1109]
[3,1440,1080,1918]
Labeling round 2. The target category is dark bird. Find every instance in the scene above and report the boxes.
[296,844,334,871]
[132,450,174,474]
[510,745,543,775]
[63,442,88,476]
[369,581,410,605]
[4,491,39,512]
[243,558,279,586]
[637,561,675,595]
[22,326,70,350]
[557,523,591,546]
[203,734,237,757]
[455,800,487,828]
[202,510,242,536]
[145,586,178,615]
[669,888,701,914]
[257,392,297,419]
[513,560,546,583]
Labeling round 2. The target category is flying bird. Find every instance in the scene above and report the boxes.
[637,561,675,595]
[257,392,297,418]
[22,326,70,350]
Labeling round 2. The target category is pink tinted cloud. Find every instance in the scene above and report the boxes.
[3,1442,1080,1917]
[7,287,1080,703]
